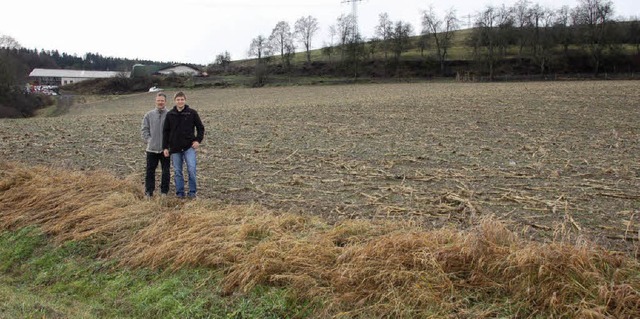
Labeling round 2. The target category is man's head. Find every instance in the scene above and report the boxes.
[155,92,167,110]
[174,91,187,110]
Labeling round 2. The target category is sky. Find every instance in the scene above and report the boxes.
[1,0,638,65]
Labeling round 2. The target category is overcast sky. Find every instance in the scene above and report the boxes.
[1,0,638,65]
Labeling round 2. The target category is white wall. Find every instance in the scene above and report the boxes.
[61,77,91,85]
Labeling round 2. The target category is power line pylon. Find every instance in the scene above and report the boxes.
[342,0,364,36]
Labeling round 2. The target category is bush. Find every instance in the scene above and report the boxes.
[64,74,201,95]
[65,76,155,95]
[0,89,55,118]
[0,105,21,118]
[253,63,269,87]
[0,52,53,118]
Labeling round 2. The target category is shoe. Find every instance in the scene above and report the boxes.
[145,192,153,200]
[160,193,168,197]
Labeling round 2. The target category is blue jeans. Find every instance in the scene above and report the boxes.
[171,148,197,197]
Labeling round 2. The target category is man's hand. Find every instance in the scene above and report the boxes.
[192,141,200,150]
[163,149,169,157]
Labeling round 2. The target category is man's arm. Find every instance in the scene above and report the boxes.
[193,111,205,143]
[141,113,151,142]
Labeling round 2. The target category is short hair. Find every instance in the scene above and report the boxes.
[174,91,186,100]
[156,92,167,100]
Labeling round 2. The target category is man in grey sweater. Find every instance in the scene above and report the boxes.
[141,92,170,197]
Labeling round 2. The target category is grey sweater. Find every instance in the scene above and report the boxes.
[141,108,167,153]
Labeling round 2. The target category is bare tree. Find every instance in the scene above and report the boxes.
[328,24,337,47]
[336,14,357,61]
[513,0,532,55]
[554,6,573,57]
[629,17,640,54]
[249,35,272,86]
[283,42,296,70]
[572,0,614,74]
[422,7,459,74]
[0,34,21,49]
[294,15,320,63]
[269,21,294,64]
[322,25,338,62]
[213,51,232,71]
[374,13,393,62]
[529,5,556,74]
[472,6,500,80]
[496,5,516,57]
[528,4,547,56]
[390,21,414,62]
[249,35,270,63]
[385,20,413,76]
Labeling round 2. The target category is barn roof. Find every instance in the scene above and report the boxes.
[29,68,128,78]
[157,64,201,72]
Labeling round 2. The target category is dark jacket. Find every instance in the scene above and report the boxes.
[162,105,205,153]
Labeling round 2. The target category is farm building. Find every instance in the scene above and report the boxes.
[131,64,162,78]
[157,64,202,76]
[29,68,127,86]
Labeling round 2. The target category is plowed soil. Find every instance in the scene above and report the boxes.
[1,81,638,254]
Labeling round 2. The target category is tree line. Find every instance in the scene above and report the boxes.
[216,0,638,80]
[0,35,179,117]
[0,45,168,72]
[468,0,639,78]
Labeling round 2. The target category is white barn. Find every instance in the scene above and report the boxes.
[29,69,128,86]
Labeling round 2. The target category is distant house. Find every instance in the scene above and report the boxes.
[157,64,202,76]
[29,68,127,86]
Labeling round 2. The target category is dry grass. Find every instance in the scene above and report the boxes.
[1,163,639,318]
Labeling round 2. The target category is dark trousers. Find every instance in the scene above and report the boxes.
[145,151,170,195]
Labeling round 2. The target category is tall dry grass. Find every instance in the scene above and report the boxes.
[1,163,638,318]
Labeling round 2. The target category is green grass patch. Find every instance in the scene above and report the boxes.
[0,228,315,318]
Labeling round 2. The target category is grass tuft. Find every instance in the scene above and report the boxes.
[1,163,639,318]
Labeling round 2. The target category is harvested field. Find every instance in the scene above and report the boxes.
[1,81,639,255]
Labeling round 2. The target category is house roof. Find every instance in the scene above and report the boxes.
[29,68,127,78]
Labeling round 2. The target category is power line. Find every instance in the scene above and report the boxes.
[458,12,480,29]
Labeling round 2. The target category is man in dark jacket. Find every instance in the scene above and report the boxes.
[162,91,205,198]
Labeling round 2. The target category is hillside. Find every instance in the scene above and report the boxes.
[222,26,639,80]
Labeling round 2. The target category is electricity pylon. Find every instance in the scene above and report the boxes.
[342,0,364,36]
